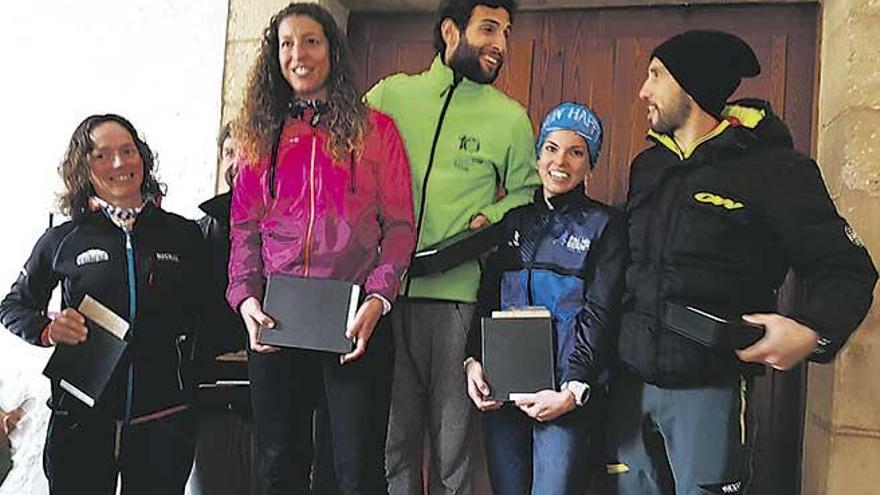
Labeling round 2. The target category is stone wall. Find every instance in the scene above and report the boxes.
[802,0,880,494]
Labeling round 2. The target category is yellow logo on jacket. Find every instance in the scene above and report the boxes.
[693,192,744,210]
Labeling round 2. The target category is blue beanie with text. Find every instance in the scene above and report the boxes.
[536,102,603,169]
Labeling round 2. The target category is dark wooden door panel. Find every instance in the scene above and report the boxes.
[350,5,817,494]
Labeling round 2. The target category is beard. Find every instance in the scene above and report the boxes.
[448,40,502,84]
[649,90,692,135]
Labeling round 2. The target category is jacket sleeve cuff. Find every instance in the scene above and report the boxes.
[808,334,839,363]
[787,312,841,363]
[365,293,392,315]
[477,204,504,225]
[561,381,591,407]
[226,279,263,314]
[40,324,54,347]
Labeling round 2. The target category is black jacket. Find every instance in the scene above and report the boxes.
[0,205,206,418]
[195,192,247,383]
[466,187,628,388]
[620,99,877,386]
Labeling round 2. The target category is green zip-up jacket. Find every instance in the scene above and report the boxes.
[366,56,540,302]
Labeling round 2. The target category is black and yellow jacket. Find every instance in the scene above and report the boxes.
[619,99,877,386]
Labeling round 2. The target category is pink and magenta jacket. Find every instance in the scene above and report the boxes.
[226,109,416,311]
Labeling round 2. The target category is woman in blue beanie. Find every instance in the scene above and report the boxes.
[463,102,628,494]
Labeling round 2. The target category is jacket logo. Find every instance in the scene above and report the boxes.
[155,252,181,263]
[76,249,109,266]
[458,135,481,153]
[694,192,744,210]
[564,234,591,253]
[508,230,521,248]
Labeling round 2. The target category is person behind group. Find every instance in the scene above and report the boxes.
[226,3,416,494]
[196,124,247,377]
[603,30,877,494]
[365,1,541,492]
[188,123,257,495]
[0,114,205,494]
[463,102,626,495]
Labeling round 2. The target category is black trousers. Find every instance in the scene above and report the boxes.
[248,317,393,495]
[43,407,196,495]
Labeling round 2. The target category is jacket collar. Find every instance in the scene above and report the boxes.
[535,184,588,211]
[198,192,231,221]
[426,55,490,96]
[77,201,158,229]
[645,99,792,162]
[647,120,731,161]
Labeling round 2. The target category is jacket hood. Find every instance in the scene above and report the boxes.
[647,98,794,159]
[723,98,794,150]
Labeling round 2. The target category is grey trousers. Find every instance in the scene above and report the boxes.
[606,373,755,495]
[385,299,476,495]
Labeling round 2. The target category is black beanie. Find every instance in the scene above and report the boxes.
[651,30,761,117]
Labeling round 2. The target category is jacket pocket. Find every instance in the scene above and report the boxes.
[261,230,304,270]
[618,311,739,386]
[670,200,755,270]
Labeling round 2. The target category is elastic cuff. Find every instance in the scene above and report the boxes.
[462,356,477,372]
[366,294,392,315]
[811,335,833,359]
[477,208,501,225]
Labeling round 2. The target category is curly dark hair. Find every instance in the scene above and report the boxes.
[58,114,165,218]
[237,2,368,165]
[433,0,517,56]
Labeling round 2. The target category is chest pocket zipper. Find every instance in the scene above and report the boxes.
[174,334,187,391]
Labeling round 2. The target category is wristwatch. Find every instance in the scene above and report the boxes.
[561,381,590,407]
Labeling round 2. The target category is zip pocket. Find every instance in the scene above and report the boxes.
[174,334,186,391]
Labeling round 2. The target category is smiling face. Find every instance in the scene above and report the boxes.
[88,121,144,209]
[538,130,590,199]
[445,5,510,84]
[278,14,330,101]
[638,57,693,134]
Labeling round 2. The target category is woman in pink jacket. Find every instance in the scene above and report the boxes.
[225,3,415,494]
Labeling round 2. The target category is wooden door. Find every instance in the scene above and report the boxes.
[350,4,818,494]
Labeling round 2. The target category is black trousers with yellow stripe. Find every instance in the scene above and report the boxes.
[605,372,754,495]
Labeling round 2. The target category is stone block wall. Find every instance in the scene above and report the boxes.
[803,0,880,493]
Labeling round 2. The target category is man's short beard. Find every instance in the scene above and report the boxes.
[449,40,501,84]
[651,90,692,135]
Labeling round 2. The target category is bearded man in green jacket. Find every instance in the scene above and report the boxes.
[365,1,540,493]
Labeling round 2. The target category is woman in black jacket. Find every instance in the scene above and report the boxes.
[0,114,204,495]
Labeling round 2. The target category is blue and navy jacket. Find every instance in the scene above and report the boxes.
[466,186,628,388]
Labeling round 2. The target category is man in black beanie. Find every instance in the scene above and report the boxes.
[594,30,877,494]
